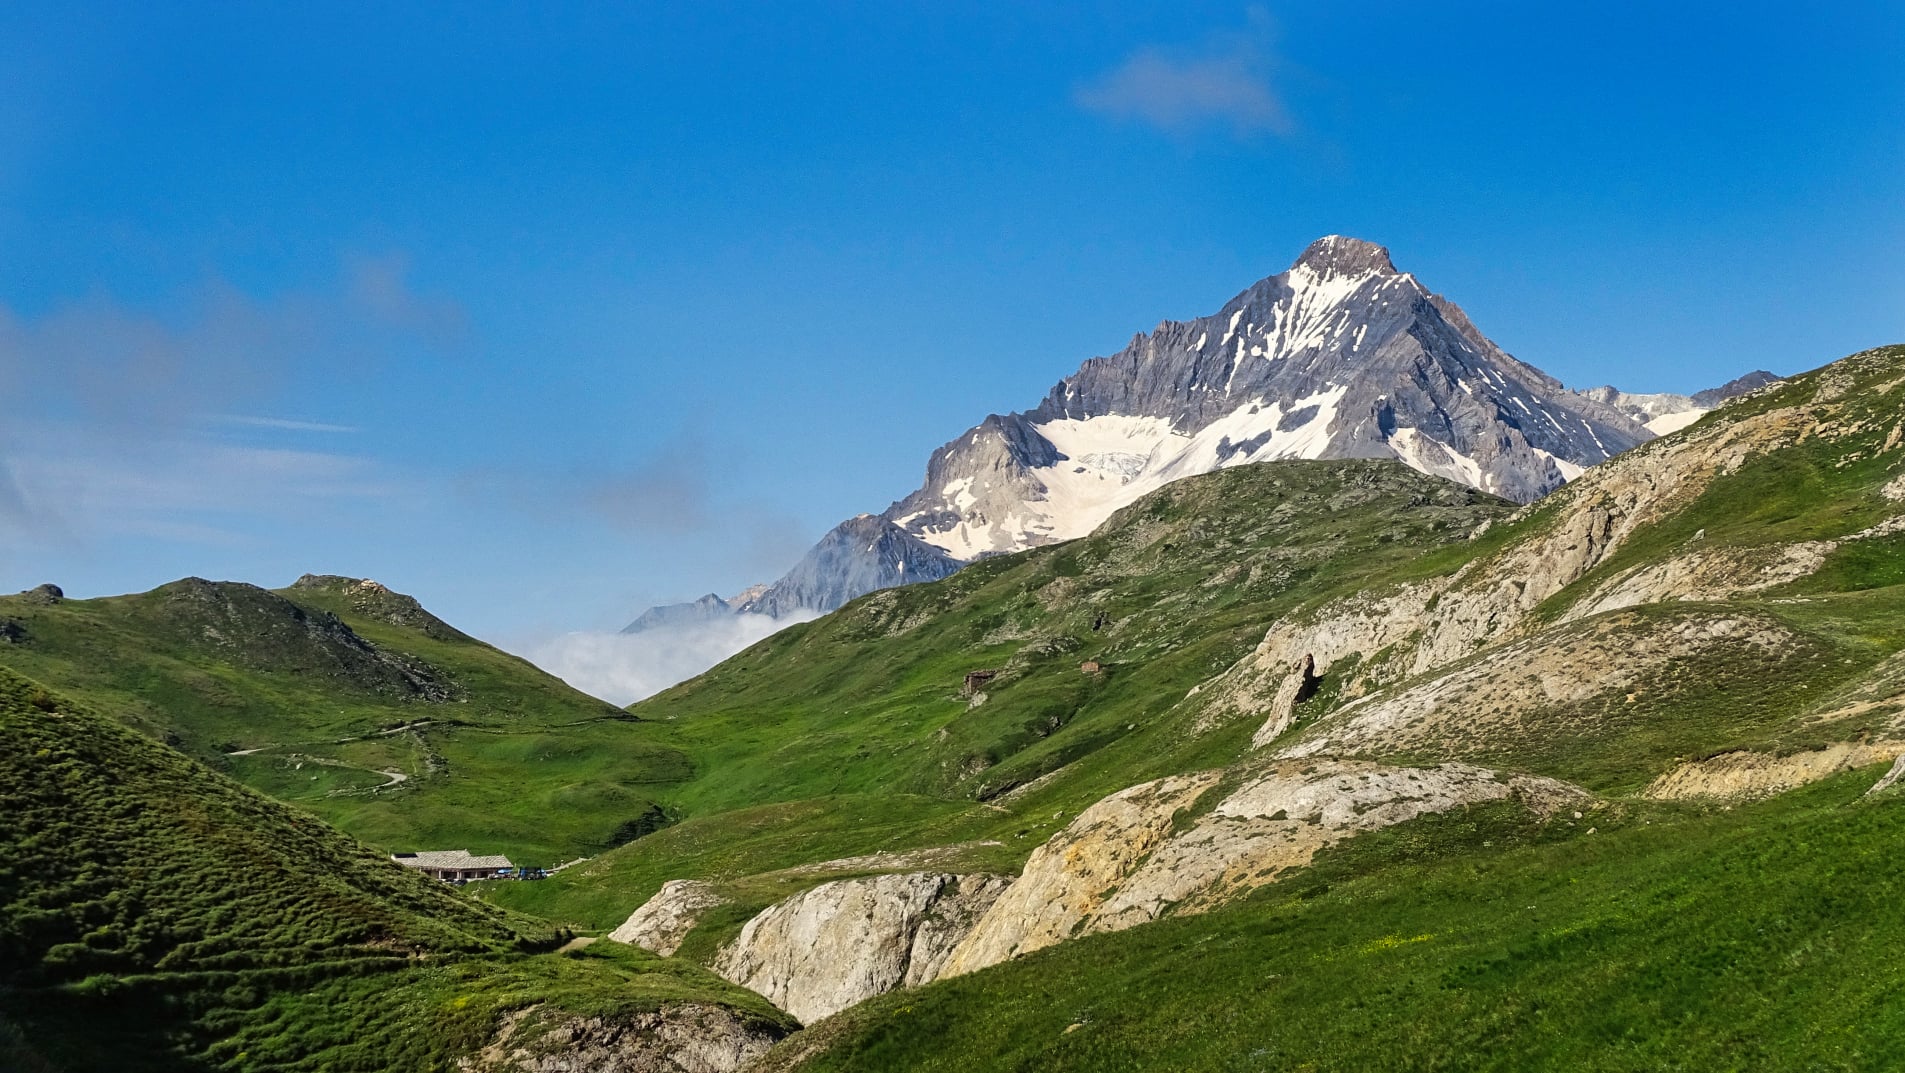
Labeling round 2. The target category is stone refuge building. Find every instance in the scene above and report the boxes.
[391,849,512,882]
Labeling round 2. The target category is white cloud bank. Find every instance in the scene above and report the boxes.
[526,611,818,706]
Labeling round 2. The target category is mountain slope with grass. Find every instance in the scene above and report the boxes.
[757,769,1905,1073]
[486,346,1905,1070]
[0,667,792,1073]
[0,573,690,864]
[489,461,1515,929]
[15,343,1903,1069]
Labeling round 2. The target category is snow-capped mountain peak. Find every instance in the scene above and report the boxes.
[622,236,1774,653]
[881,237,1650,561]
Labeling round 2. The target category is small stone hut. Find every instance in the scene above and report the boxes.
[392,849,512,882]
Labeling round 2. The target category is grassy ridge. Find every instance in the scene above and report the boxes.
[0,667,787,1071]
[0,576,688,863]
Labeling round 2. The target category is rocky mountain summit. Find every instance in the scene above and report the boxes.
[884,235,1642,562]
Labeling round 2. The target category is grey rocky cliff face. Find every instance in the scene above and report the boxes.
[879,235,1655,565]
[622,593,739,635]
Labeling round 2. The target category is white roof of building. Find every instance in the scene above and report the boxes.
[393,849,513,870]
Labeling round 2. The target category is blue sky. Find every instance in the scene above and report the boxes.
[1,2,1901,659]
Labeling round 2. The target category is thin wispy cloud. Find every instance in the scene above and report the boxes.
[1076,15,1291,139]
[215,415,361,434]
[0,257,458,551]
[462,436,726,538]
[0,424,408,552]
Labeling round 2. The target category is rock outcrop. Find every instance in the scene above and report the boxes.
[938,762,1584,980]
[289,573,473,642]
[458,1002,788,1073]
[1191,353,1904,750]
[938,773,1221,978]
[18,583,62,606]
[1275,611,1804,762]
[710,872,1011,1024]
[610,880,729,957]
[1643,742,1905,802]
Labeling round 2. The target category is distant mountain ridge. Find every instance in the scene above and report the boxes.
[624,236,1774,634]
[623,590,756,635]
[1574,370,1779,436]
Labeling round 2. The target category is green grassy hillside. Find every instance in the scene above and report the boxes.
[490,462,1515,927]
[500,347,1905,966]
[0,574,688,863]
[0,667,789,1072]
[764,767,1905,1072]
[1261,346,1905,792]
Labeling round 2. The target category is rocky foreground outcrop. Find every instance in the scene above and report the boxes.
[459,1003,787,1073]
[610,880,729,957]
[626,762,1587,1025]
[939,760,1586,979]
[708,872,1011,1024]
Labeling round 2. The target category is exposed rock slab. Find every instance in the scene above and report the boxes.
[938,762,1583,982]
[610,880,729,957]
[1561,543,1837,622]
[1276,610,1802,761]
[711,872,1011,1024]
[459,1002,787,1073]
[1643,742,1905,802]
[1086,762,1584,935]
[937,773,1222,979]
